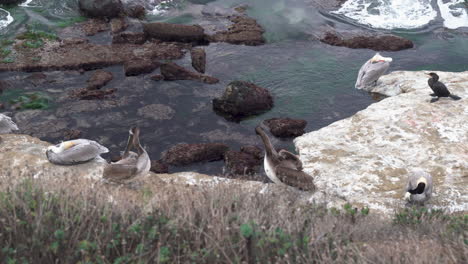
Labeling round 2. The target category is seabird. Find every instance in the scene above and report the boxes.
[0,113,18,133]
[404,170,433,205]
[255,126,315,191]
[426,72,461,103]
[355,53,393,89]
[46,139,109,165]
[103,127,151,182]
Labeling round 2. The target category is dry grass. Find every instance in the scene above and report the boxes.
[0,177,466,264]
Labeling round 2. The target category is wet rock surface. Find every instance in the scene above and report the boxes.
[162,143,229,166]
[124,59,160,76]
[160,62,219,84]
[87,70,113,90]
[209,16,265,46]
[191,48,206,74]
[125,4,146,19]
[150,160,169,174]
[320,31,414,51]
[110,17,128,34]
[213,81,273,120]
[137,104,175,121]
[81,19,110,36]
[223,145,263,176]
[78,0,123,19]
[112,32,146,44]
[143,22,207,44]
[264,118,307,138]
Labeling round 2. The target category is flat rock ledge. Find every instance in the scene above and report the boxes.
[295,71,468,214]
[0,134,344,211]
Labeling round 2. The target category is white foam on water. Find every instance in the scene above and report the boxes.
[437,0,468,29]
[19,0,37,7]
[148,0,174,15]
[333,0,437,29]
[0,8,14,30]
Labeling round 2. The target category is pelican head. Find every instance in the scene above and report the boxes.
[370,53,393,63]
[47,141,75,153]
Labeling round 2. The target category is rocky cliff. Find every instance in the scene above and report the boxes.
[295,71,467,213]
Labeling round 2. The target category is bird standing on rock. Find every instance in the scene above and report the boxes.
[103,127,151,183]
[0,113,18,144]
[355,53,393,89]
[427,72,461,103]
[255,126,315,191]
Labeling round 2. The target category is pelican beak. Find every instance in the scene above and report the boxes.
[63,141,76,150]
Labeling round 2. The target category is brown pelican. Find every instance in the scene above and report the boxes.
[355,53,393,89]
[0,113,18,134]
[46,139,109,165]
[426,72,461,103]
[103,127,151,182]
[404,170,433,204]
[255,126,315,191]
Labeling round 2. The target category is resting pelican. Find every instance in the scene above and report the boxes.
[0,113,18,133]
[355,53,392,89]
[426,72,461,103]
[255,126,315,191]
[103,127,151,182]
[404,170,433,204]
[46,139,109,165]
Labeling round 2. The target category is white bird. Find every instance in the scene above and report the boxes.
[103,127,151,182]
[46,139,109,165]
[404,170,433,204]
[355,53,392,89]
[0,113,18,134]
[255,126,315,191]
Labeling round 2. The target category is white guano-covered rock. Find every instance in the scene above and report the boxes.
[295,71,468,214]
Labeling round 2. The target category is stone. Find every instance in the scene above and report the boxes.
[191,48,206,73]
[112,32,146,44]
[163,143,229,166]
[294,71,468,214]
[110,17,128,34]
[63,129,83,140]
[70,88,117,100]
[150,74,164,81]
[224,146,263,176]
[143,22,207,44]
[320,31,413,51]
[160,62,219,84]
[25,73,48,86]
[126,4,146,19]
[87,69,113,90]
[0,80,11,94]
[212,81,273,120]
[264,118,307,138]
[124,59,160,76]
[137,104,175,120]
[78,0,123,19]
[81,19,110,36]
[0,0,24,5]
[209,16,265,46]
[150,160,169,174]
[240,145,263,160]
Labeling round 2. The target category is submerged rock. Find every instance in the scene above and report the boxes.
[124,59,160,76]
[79,0,123,19]
[137,104,175,120]
[295,71,468,213]
[209,16,265,46]
[264,118,307,138]
[213,81,273,120]
[320,31,413,51]
[191,48,206,74]
[87,70,113,90]
[160,62,219,84]
[224,146,263,176]
[162,143,229,166]
[143,22,207,44]
[112,32,146,44]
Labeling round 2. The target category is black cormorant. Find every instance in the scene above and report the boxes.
[427,72,461,103]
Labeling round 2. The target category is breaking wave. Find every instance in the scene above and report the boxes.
[437,0,468,29]
[0,8,14,30]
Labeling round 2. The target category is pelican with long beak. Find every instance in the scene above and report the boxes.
[355,53,393,89]
[103,127,151,182]
[404,170,433,204]
[255,126,315,191]
[46,139,109,165]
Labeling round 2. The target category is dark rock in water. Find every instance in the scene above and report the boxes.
[160,62,219,84]
[191,48,206,74]
[137,104,175,120]
[124,59,160,76]
[224,146,263,176]
[0,103,4,109]
[0,80,12,94]
[209,16,265,46]
[163,143,229,166]
[25,73,48,86]
[79,0,123,19]
[213,81,273,120]
[87,70,113,90]
[150,74,164,81]
[264,118,307,138]
[0,0,25,5]
[63,129,83,140]
[112,32,146,44]
[321,31,414,51]
[150,160,169,174]
[81,19,110,36]
[126,4,146,19]
[110,17,128,34]
[70,88,117,100]
[143,22,207,44]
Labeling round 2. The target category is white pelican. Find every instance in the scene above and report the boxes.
[46,139,109,165]
[404,170,433,204]
[255,126,315,191]
[103,127,151,182]
[355,53,392,89]
[0,113,18,134]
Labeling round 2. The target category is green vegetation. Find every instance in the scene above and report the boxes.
[0,39,15,63]
[0,179,465,263]
[16,24,58,49]
[56,16,87,28]
[9,92,51,109]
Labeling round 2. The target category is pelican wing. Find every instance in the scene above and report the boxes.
[275,166,315,191]
[59,140,108,163]
[355,61,390,89]
[0,114,19,134]
[278,150,303,171]
[136,151,151,174]
[103,163,139,182]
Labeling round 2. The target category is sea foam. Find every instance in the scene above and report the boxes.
[0,8,14,30]
[437,0,468,29]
